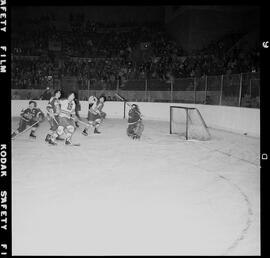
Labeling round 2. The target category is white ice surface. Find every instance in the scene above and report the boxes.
[11,117,260,255]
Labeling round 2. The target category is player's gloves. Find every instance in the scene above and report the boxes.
[38,112,45,122]
[22,113,32,121]
[48,111,55,118]
[70,113,77,120]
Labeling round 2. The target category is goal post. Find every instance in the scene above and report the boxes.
[170,106,211,141]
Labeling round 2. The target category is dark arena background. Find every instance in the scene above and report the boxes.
[10,5,261,255]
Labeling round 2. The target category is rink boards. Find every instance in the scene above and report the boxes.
[11,100,260,137]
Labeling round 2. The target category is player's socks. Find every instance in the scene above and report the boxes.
[45,134,51,142]
[94,128,101,134]
[65,138,72,145]
[82,128,88,136]
[48,138,57,145]
[29,130,36,138]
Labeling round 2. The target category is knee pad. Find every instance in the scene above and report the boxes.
[57,126,64,135]
[67,125,75,134]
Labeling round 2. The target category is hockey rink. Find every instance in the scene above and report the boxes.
[11,117,260,255]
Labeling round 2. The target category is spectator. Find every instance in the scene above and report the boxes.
[12,91,20,100]
[39,87,52,100]
[26,92,32,100]
[11,16,259,88]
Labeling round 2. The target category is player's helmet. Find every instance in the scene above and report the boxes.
[68,91,76,98]
[54,89,61,96]
[99,95,106,102]
[29,100,37,107]
[131,104,138,110]
[88,96,97,103]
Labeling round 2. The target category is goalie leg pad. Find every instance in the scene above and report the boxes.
[127,124,136,137]
[127,122,144,138]
[134,121,144,137]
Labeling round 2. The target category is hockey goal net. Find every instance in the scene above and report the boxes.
[170,106,211,141]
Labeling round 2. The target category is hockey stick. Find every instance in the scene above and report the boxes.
[70,116,91,127]
[12,120,40,139]
[52,116,59,125]
[77,119,91,127]
[114,93,131,107]
[46,111,59,125]
[51,115,59,125]
[114,93,143,117]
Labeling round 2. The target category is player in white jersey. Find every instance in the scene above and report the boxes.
[57,92,77,145]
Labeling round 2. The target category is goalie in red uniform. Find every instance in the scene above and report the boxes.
[11,100,45,139]
[127,104,144,140]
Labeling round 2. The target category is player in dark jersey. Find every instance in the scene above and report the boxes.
[45,89,62,145]
[82,95,106,136]
[11,100,45,139]
[74,93,81,128]
[127,104,144,140]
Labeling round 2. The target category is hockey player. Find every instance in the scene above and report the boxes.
[127,104,144,140]
[45,89,63,145]
[57,91,77,145]
[82,95,106,136]
[98,95,107,120]
[11,100,45,139]
[74,93,81,128]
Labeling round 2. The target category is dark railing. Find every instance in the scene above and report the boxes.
[11,72,260,108]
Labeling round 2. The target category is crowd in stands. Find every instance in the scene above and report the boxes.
[11,56,56,89]
[11,12,260,91]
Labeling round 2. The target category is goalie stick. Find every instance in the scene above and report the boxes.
[114,93,144,118]
[114,93,132,107]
